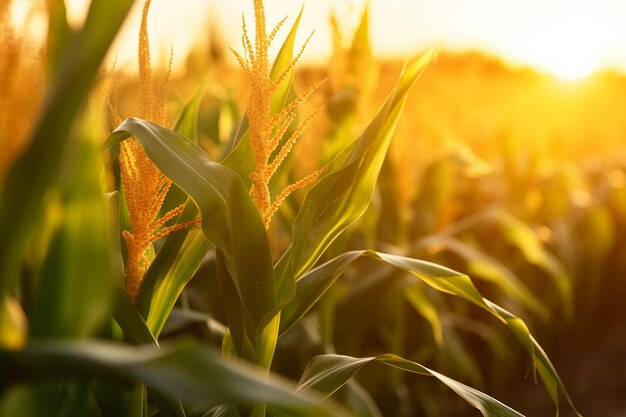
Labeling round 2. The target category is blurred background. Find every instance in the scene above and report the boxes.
[28,0,626,77]
[5,0,626,416]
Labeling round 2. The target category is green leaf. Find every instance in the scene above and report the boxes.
[131,55,211,337]
[279,250,361,335]
[106,119,275,333]
[275,48,438,287]
[114,286,190,417]
[0,341,342,417]
[30,115,115,340]
[495,213,573,319]
[0,0,134,298]
[174,79,208,143]
[45,0,73,74]
[341,381,383,417]
[298,353,523,417]
[279,250,462,335]
[269,8,303,111]
[482,299,580,416]
[162,308,226,341]
[348,6,371,66]
[215,249,255,359]
[403,285,444,347]
[159,80,209,214]
[439,236,549,320]
[279,249,579,416]
[112,286,158,346]
[137,201,211,337]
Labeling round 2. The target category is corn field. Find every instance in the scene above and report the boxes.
[1,0,623,416]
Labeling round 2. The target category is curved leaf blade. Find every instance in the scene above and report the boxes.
[30,137,115,340]
[137,202,211,337]
[276,48,438,285]
[0,0,134,296]
[279,250,465,335]
[112,286,158,346]
[438,236,549,320]
[134,72,211,337]
[279,249,579,416]
[106,118,275,331]
[174,79,208,143]
[298,353,523,417]
[495,213,573,319]
[0,341,342,417]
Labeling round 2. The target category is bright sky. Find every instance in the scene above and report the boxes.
[59,0,626,79]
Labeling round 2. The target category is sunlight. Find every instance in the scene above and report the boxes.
[13,1,626,78]
[524,14,608,81]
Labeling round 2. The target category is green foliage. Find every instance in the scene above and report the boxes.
[0,340,340,417]
[0,1,586,417]
[298,353,523,417]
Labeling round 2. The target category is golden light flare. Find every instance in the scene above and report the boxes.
[17,1,626,79]
[522,14,612,81]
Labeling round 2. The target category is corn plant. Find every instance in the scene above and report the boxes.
[0,1,581,417]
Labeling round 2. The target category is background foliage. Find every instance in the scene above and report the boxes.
[3,0,622,416]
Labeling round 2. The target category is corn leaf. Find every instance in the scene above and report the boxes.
[0,0,134,296]
[348,6,371,66]
[174,79,207,144]
[216,249,255,359]
[135,77,211,337]
[163,308,226,341]
[30,117,115,340]
[137,202,210,337]
[298,353,523,417]
[113,288,188,417]
[160,80,209,214]
[342,381,384,417]
[45,0,73,74]
[403,285,444,347]
[0,341,341,417]
[371,252,579,416]
[495,213,573,319]
[112,287,158,346]
[279,249,579,416]
[439,236,549,320]
[274,48,438,290]
[279,250,458,335]
[106,118,276,331]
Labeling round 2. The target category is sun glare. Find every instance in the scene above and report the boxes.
[524,14,608,81]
